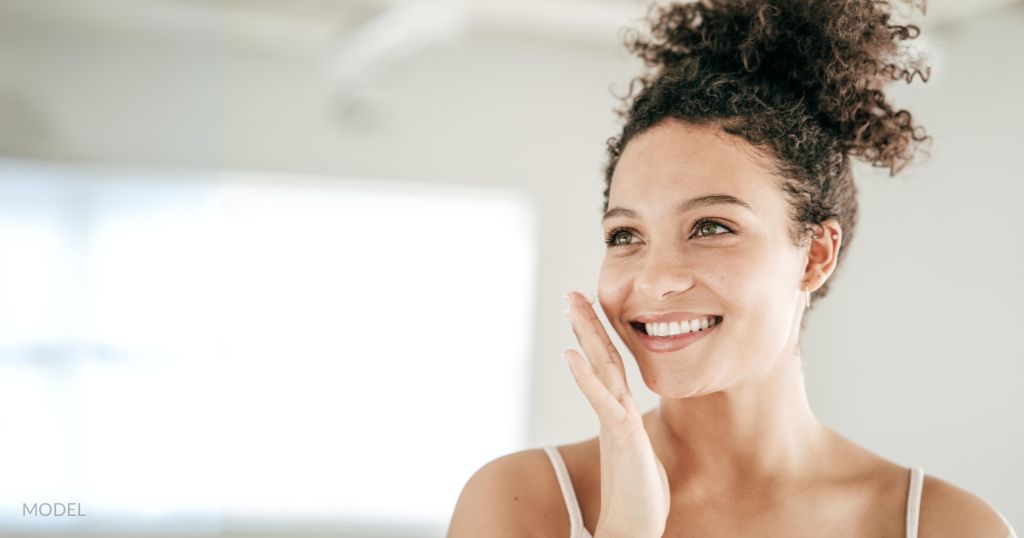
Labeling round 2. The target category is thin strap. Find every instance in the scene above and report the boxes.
[906,466,924,538]
[542,445,585,538]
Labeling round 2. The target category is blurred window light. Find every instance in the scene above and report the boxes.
[0,159,537,536]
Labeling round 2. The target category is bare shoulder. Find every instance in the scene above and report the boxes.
[447,447,568,538]
[919,474,1016,538]
[821,428,1015,537]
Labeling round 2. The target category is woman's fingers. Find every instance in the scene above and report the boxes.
[560,294,671,536]
[561,349,628,426]
[563,291,631,402]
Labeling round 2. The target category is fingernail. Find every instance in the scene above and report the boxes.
[584,292,596,304]
[562,308,574,323]
[562,292,572,305]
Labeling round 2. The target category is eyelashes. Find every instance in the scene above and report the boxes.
[603,218,734,248]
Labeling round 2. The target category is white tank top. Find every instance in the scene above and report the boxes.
[541,444,928,538]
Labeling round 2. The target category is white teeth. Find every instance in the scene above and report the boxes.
[644,316,719,337]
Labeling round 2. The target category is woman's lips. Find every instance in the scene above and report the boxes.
[631,317,722,353]
[631,312,721,324]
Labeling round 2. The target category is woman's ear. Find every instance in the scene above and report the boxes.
[802,219,842,292]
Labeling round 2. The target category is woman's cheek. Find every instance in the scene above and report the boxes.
[597,258,630,296]
[597,262,630,327]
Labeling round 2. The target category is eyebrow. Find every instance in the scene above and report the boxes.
[602,193,754,223]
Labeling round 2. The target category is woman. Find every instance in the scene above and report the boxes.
[448,0,1017,536]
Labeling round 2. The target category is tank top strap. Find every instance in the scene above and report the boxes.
[542,445,589,538]
[905,466,925,538]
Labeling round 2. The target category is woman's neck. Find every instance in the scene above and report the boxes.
[645,352,828,501]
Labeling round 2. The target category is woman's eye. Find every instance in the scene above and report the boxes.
[604,219,733,248]
[692,219,733,238]
[604,228,636,247]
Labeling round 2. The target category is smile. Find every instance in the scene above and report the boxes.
[629,316,723,353]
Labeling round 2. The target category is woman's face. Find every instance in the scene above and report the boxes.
[598,119,810,397]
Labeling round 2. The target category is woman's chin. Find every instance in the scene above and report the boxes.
[637,365,717,398]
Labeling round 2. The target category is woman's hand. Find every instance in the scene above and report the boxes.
[561,291,671,538]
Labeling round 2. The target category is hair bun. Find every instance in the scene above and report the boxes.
[621,0,932,174]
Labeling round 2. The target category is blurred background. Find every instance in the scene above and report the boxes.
[0,0,1021,536]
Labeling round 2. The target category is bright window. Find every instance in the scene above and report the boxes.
[0,160,536,535]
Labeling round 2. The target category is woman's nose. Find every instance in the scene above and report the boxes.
[632,250,696,301]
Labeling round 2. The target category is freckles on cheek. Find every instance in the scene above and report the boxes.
[714,258,758,293]
[694,263,734,308]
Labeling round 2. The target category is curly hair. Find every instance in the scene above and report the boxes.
[602,0,932,307]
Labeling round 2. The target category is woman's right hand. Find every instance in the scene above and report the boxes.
[561,291,671,538]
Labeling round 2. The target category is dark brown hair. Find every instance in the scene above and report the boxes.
[602,0,932,307]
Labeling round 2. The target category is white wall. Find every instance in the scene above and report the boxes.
[1,0,1021,531]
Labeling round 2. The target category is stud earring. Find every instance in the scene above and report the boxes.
[832,234,838,240]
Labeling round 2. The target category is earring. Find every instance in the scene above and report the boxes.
[805,290,811,308]
[832,234,838,240]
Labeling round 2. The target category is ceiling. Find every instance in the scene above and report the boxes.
[0,0,1018,106]
[3,0,1021,55]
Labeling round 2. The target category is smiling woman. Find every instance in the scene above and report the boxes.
[447,1,1018,537]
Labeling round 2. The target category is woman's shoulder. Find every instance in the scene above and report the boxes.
[829,430,1014,536]
[447,444,580,537]
[918,473,1017,538]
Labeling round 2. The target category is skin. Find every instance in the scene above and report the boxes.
[552,119,1011,536]
[567,118,880,535]
[447,117,1016,538]
[597,118,839,498]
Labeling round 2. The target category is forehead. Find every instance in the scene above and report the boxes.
[609,120,780,217]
